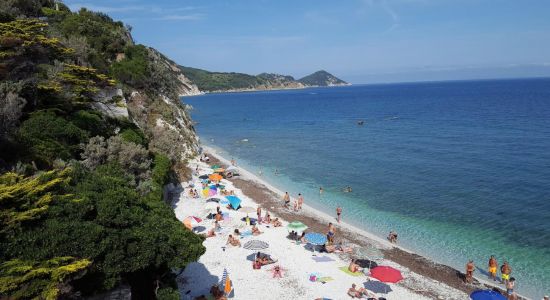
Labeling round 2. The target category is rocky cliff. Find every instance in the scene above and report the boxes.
[124,47,200,163]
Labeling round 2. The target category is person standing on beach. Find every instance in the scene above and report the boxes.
[283,192,290,208]
[297,193,304,210]
[506,277,517,300]
[327,222,335,245]
[257,206,262,223]
[231,158,236,166]
[488,255,498,281]
[319,187,323,196]
[336,206,342,223]
[501,261,512,285]
[465,260,475,283]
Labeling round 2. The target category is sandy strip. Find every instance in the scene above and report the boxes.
[174,145,521,299]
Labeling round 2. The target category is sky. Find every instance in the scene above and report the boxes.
[64,0,550,84]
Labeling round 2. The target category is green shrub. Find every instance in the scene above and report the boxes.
[17,111,88,165]
[70,110,106,137]
[120,128,145,146]
[110,45,149,88]
[156,287,180,300]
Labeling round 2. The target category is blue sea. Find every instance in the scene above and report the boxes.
[185,78,550,298]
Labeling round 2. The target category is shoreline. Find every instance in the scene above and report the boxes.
[184,83,352,96]
[201,145,529,299]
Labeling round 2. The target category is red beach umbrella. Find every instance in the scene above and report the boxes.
[369,266,403,283]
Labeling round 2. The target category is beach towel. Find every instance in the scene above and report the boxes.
[317,276,334,283]
[339,266,364,277]
[312,256,335,263]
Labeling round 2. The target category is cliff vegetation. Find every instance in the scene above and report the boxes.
[0,1,204,298]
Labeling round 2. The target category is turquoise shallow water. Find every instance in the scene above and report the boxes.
[185,78,550,298]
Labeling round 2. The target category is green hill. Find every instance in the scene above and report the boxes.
[179,66,347,92]
[298,70,348,86]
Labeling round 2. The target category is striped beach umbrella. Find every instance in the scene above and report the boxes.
[304,232,327,245]
[243,240,269,250]
[286,221,308,232]
[222,268,232,295]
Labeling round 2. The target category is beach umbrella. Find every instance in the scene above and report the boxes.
[209,185,218,190]
[199,174,209,179]
[206,197,221,203]
[208,188,217,196]
[363,280,392,294]
[221,268,233,296]
[238,206,256,214]
[226,195,241,209]
[304,232,327,245]
[286,221,308,233]
[470,290,506,300]
[209,173,223,181]
[243,240,269,250]
[183,216,202,229]
[211,165,221,170]
[369,266,403,283]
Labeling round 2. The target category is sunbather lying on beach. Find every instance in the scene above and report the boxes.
[226,234,241,247]
[347,283,368,298]
[251,224,262,236]
[348,259,363,273]
[206,228,216,237]
[336,242,353,253]
[272,218,282,227]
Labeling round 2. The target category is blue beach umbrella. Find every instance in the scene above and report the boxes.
[226,195,242,209]
[304,232,327,245]
[470,290,506,300]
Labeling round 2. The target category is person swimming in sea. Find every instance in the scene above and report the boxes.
[343,186,352,193]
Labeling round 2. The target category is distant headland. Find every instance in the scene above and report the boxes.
[178,66,349,93]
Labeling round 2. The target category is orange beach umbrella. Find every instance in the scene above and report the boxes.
[209,173,223,181]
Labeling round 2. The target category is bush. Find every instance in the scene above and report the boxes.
[80,135,151,186]
[70,110,107,137]
[120,128,145,146]
[17,111,88,166]
[156,287,180,300]
[110,45,149,88]
[2,164,205,296]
